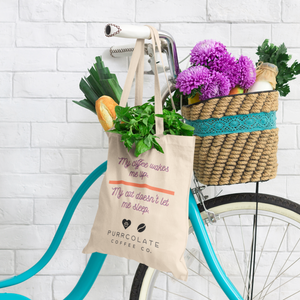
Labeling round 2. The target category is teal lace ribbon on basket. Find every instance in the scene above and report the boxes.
[185,111,276,137]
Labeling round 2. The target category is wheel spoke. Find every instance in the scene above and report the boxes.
[185,247,211,272]
[239,215,247,260]
[188,267,222,289]
[256,224,290,300]
[243,218,274,299]
[246,214,258,300]
[223,218,248,292]
[282,288,300,300]
[240,215,250,299]
[260,236,300,300]
[254,218,274,274]
[253,254,300,299]
[153,286,194,300]
[161,272,212,300]
[273,233,300,280]
[262,272,300,298]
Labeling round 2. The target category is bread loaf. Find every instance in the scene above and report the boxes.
[95,96,118,131]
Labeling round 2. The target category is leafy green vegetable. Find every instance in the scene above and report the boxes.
[73,56,123,113]
[73,99,96,114]
[155,109,195,136]
[256,39,300,97]
[110,103,194,157]
[79,78,98,105]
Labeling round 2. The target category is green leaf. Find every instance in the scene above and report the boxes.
[155,114,164,118]
[88,66,100,82]
[147,96,155,104]
[144,104,154,115]
[87,67,105,95]
[73,99,96,114]
[85,75,103,97]
[181,129,194,136]
[279,84,290,97]
[144,134,153,147]
[98,67,112,80]
[95,56,105,69]
[139,124,149,136]
[142,117,148,126]
[181,123,195,131]
[115,106,130,120]
[134,139,152,157]
[148,114,155,125]
[190,86,203,99]
[153,139,164,154]
[79,78,98,105]
[124,137,135,151]
[98,78,122,104]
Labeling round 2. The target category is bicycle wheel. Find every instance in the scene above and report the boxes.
[130,193,300,300]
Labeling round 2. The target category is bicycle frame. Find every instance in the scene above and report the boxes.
[0,161,243,300]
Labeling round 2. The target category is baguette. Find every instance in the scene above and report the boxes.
[95,96,118,131]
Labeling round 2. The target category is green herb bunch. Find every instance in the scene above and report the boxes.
[256,39,300,97]
[110,103,195,157]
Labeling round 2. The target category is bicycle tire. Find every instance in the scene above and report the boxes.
[130,193,300,300]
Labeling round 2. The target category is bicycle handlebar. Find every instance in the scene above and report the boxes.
[105,23,151,39]
[105,23,180,80]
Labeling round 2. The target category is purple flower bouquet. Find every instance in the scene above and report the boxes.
[176,39,256,103]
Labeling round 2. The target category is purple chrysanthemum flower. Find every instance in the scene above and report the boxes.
[175,66,210,96]
[209,52,240,89]
[201,70,231,100]
[190,40,239,89]
[190,40,227,67]
[237,55,256,89]
[175,66,231,101]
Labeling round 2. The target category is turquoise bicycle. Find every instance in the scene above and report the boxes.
[1,24,300,300]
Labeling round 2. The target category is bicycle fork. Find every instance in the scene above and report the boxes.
[188,190,244,300]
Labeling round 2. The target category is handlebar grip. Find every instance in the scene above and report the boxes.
[109,43,136,58]
[105,24,151,39]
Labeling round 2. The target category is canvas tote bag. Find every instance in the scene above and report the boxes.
[83,26,195,281]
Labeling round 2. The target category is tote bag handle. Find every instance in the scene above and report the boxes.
[119,26,173,136]
[119,38,145,107]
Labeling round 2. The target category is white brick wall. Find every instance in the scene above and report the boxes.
[0,1,299,299]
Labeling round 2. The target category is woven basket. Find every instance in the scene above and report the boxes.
[181,91,279,186]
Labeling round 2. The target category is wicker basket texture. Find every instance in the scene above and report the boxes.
[181,91,279,186]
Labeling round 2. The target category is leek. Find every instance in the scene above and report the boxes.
[73,56,123,114]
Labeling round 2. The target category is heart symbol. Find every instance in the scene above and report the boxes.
[122,219,131,230]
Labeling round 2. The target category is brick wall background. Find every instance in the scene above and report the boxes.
[0,0,300,299]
